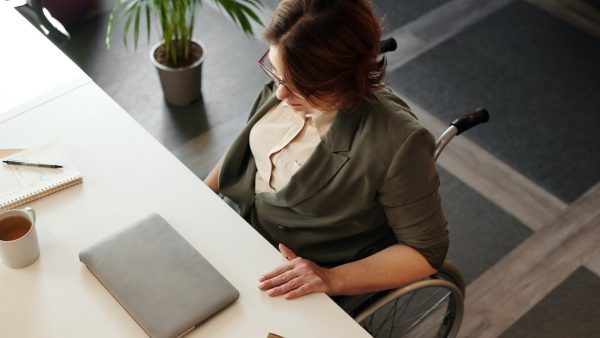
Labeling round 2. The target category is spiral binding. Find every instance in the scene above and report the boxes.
[0,176,82,212]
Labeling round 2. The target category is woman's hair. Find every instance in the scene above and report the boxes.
[264,0,386,111]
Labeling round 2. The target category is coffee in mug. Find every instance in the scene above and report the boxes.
[0,216,32,241]
[0,207,40,269]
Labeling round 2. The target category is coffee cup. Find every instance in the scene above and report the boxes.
[0,207,40,269]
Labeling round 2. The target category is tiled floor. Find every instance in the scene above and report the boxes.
[388,0,600,202]
[500,267,600,338]
[438,167,533,284]
[61,7,267,151]
[373,0,452,31]
[40,0,600,336]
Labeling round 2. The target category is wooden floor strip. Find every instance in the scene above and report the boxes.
[405,99,567,231]
[584,245,600,278]
[459,182,600,338]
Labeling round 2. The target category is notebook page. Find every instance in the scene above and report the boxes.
[0,141,82,210]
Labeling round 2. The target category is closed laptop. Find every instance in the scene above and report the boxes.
[80,213,239,338]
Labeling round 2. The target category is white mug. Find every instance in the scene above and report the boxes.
[0,207,40,269]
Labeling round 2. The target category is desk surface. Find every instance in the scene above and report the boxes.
[0,83,370,338]
[0,4,370,336]
[0,2,91,123]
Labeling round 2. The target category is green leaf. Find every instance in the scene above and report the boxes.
[123,7,135,48]
[106,0,264,62]
[133,4,141,49]
[145,2,151,43]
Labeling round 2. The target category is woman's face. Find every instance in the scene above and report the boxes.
[268,45,315,113]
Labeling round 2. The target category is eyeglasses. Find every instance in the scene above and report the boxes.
[258,49,286,87]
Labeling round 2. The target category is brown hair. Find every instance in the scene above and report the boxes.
[264,0,386,111]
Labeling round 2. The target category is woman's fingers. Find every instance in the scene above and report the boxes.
[258,243,299,283]
[259,269,296,290]
[258,261,294,283]
[266,276,301,296]
[284,282,316,300]
[259,256,332,299]
[278,243,298,260]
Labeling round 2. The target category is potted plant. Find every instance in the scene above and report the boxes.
[106,0,263,106]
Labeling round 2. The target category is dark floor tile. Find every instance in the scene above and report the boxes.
[261,0,452,32]
[499,267,600,338]
[585,0,600,10]
[173,114,248,179]
[60,6,267,151]
[371,0,451,31]
[387,0,600,202]
[437,167,532,284]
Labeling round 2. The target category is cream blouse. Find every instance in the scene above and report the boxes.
[249,101,337,193]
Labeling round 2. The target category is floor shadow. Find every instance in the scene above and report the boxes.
[161,94,211,145]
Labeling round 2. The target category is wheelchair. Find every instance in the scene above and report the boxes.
[345,38,490,338]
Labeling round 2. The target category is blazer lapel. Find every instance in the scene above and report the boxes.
[219,85,279,194]
[247,93,280,126]
[262,102,369,207]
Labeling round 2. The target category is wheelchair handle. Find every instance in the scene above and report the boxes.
[451,108,489,135]
[380,38,397,54]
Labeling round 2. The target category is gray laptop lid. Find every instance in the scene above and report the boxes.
[79,213,239,338]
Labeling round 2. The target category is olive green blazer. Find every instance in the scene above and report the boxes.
[219,83,448,269]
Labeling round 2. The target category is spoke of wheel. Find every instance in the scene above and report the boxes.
[405,291,450,334]
[394,288,445,327]
[413,310,452,338]
[393,289,418,331]
[365,315,374,335]
[378,298,400,337]
[366,297,397,337]
[389,299,397,338]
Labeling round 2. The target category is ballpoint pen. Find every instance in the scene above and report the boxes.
[2,160,63,169]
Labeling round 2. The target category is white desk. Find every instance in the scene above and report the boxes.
[0,4,370,338]
[0,2,91,123]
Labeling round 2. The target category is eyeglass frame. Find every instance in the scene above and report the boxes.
[258,49,287,87]
[258,49,320,101]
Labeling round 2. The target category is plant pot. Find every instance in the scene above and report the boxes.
[150,40,206,106]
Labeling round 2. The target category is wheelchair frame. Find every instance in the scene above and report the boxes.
[351,38,490,338]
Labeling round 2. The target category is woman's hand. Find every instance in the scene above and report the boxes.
[258,244,338,300]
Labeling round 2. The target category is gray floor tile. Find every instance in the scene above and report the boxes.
[437,167,532,284]
[499,267,600,338]
[61,6,267,152]
[387,0,600,202]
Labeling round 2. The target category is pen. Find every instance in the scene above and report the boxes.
[2,160,63,169]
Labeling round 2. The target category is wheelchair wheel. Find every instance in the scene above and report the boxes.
[355,262,465,338]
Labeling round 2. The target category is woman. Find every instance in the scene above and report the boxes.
[204,0,448,304]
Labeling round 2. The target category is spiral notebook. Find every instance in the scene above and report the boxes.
[0,141,82,211]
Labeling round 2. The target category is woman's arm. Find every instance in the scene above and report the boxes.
[258,243,435,299]
[203,158,222,193]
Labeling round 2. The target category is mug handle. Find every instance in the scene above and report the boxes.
[23,207,36,223]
